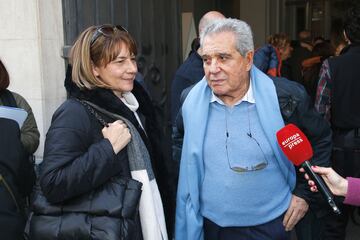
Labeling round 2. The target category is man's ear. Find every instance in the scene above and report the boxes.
[245,51,254,71]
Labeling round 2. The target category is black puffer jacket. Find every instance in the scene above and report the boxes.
[0,119,32,240]
[30,75,175,239]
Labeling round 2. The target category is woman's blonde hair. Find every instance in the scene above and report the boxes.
[267,33,290,50]
[70,25,137,89]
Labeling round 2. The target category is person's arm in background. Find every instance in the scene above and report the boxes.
[284,95,332,231]
[12,92,40,154]
[302,166,360,207]
[314,59,332,121]
[7,92,39,197]
[274,77,332,231]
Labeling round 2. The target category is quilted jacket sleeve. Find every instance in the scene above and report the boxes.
[12,92,40,154]
[40,100,126,203]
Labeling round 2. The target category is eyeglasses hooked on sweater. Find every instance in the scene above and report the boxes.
[90,24,128,46]
[226,131,269,173]
[225,101,269,173]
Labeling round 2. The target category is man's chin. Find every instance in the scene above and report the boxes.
[211,87,225,96]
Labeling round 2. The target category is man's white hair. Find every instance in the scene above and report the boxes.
[200,18,254,57]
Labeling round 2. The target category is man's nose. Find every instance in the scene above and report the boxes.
[208,59,220,73]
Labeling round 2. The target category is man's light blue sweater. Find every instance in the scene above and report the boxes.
[201,99,292,227]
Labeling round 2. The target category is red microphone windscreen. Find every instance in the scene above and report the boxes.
[276,124,313,166]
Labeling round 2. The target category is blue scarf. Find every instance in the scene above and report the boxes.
[175,66,295,240]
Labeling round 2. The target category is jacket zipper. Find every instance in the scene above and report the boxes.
[0,174,20,211]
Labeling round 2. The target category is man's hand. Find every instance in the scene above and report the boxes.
[283,195,309,231]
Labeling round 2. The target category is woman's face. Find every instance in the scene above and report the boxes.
[92,44,137,95]
[279,42,293,60]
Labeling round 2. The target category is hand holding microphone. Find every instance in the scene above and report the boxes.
[300,166,349,197]
[276,124,341,215]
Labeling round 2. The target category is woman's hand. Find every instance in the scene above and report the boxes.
[300,166,348,197]
[102,120,131,154]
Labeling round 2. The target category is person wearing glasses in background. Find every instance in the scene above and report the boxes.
[174,18,332,240]
[29,25,170,240]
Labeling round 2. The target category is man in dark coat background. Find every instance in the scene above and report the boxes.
[170,10,225,125]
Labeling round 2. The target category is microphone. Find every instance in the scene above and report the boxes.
[276,124,341,215]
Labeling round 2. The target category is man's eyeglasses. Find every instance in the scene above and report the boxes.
[226,132,269,173]
[90,24,128,46]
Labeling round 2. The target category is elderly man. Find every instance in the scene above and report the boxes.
[175,18,332,240]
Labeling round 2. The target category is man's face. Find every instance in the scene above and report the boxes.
[201,31,253,104]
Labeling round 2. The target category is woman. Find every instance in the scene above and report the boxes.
[0,59,40,154]
[253,33,293,77]
[302,166,360,206]
[268,33,293,62]
[0,59,39,239]
[30,25,170,239]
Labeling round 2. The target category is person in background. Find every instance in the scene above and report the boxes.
[29,24,171,239]
[301,166,360,207]
[170,10,225,125]
[314,4,360,239]
[253,33,293,77]
[170,11,225,193]
[313,36,326,46]
[301,41,334,103]
[331,32,348,57]
[329,21,349,57]
[0,59,39,239]
[268,33,294,77]
[287,30,313,84]
[0,59,40,154]
[175,18,331,240]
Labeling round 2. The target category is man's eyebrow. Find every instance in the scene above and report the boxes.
[219,53,232,57]
[201,52,231,58]
[201,54,209,58]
